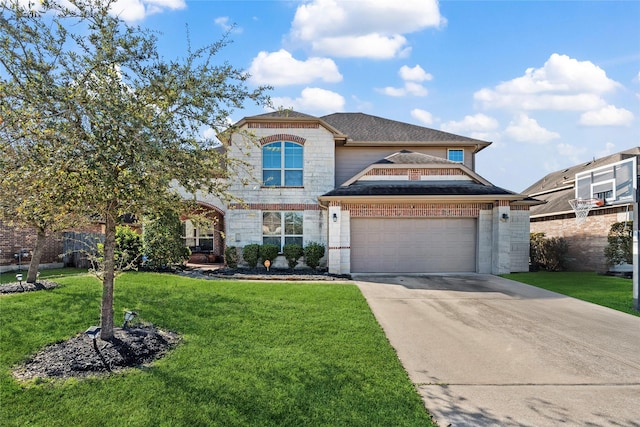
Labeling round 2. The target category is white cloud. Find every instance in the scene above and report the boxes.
[379,82,428,97]
[441,113,499,133]
[248,50,342,86]
[400,65,433,82]
[379,86,407,97]
[378,64,432,96]
[441,114,499,141]
[504,114,560,143]
[579,105,634,126]
[474,54,621,111]
[289,0,444,59]
[271,87,345,115]
[411,109,434,125]
[311,34,409,59]
[109,0,185,22]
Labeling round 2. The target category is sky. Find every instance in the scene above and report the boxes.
[60,0,640,192]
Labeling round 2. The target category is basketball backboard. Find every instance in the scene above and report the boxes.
[575,157,637,205]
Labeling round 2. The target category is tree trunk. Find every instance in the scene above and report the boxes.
[26,229,46,283]
[100,207,117,340]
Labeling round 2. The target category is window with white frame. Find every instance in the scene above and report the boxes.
[262,141,303,186]
[262,211,303,250]
[447,149,464,163]
[182,220,214,252]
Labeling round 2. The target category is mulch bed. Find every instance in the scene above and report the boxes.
[182,266,352,281]
[13,325,181,382]
[0,280,59,294]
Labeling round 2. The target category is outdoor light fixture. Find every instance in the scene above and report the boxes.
[501,213,510,221]
[16,274,23,285]
[123,310,138,328]
[332,213,338,222]
[85,326,101,341]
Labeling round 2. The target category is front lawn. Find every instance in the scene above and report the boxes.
[502,271,639,317]
[0,272,434,426]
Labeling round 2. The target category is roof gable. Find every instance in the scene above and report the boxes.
[341,150,490,187]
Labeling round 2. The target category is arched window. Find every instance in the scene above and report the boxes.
[262,141,303,186]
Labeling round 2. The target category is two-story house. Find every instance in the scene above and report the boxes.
[193,110,538,275]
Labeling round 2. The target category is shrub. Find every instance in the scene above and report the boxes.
[115,226,143,269]
[242,244,261,268]
[604,221,632,266]
[529,232,546,271]
[94,226,143,273]
[530,232,568,271]
[225,246,239,269]
[304,242,325,269]
[283,244,304,269]
[260,244,280,264]
[143,210,190,270]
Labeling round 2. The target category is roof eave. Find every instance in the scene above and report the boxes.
[343,140,492,147]
[319,194,533,205]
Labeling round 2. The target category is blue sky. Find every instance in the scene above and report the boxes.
[105,1,639,191]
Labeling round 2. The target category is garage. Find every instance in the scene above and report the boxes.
[350,218,477,273]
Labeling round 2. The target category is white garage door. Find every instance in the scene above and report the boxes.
[350,218,477,273]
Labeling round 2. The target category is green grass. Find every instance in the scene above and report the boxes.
[502,271,639,317]
[0,272,434,426]
[0,267,88,284]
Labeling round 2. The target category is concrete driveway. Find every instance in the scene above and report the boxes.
[353,274,640,427]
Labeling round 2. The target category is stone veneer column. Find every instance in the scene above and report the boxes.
[327,205,345,274]
[492,202,511,275]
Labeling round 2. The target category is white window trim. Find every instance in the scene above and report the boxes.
[262,141,304,187]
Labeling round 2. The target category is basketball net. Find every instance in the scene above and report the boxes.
[568,198,604,224]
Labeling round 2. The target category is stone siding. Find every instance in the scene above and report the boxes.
[223,124,335,260]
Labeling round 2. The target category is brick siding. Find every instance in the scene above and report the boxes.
[530,206,631,272]
[0,221,63,266]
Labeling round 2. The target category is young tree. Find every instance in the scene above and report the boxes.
[0,0,269,339]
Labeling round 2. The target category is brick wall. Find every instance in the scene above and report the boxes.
[0,221,63,267]
[530,207,631,272]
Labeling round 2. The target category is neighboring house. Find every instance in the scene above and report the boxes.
[196,110,539,275]
[0,221,63,273]
[523,147,640,272]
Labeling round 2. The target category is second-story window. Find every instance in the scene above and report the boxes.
[447,149,464,163]
[262,141,303,186]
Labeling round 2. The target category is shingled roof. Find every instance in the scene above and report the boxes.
[322,180,517,198]
[524,147,640,217]
[321,112,490,147]
[241,111,491,148]
[321,150,539,202]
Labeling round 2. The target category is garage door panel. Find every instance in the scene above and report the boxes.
[351,218,477,273]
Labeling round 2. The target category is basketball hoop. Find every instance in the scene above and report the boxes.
[568,198,604,224]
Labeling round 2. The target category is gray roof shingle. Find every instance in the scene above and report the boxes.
[322,180,516,197]
[320,112,490,144]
